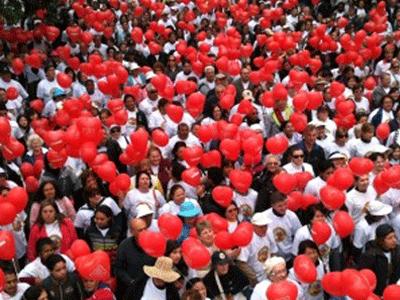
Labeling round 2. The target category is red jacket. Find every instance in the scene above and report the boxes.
[27,218,77,261]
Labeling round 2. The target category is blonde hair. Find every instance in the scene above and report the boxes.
[27,134,44,150]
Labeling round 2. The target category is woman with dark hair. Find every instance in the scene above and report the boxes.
[124,170,166,220]
[389,143,400,165]
[124,93,148,134]
[29,180,76,227]
[27,200,77,261]
[288,240,326,300]
[160,184,202,216]
[292,203,341,272]
[171,141,188,168]
[84,205,123,264]
[200,104,226,126]
[186,278,210,300]
[17,114,34,144]
[165,240,188,279]
[369,95,395,127]
[225,202,240,233]
[148,146,172,193]
[42,254,85,300]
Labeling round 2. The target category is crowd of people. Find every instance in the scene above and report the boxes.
[2,0,400,299]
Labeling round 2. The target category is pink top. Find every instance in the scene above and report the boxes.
[29,197,76,227]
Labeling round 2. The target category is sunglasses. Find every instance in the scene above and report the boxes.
[293,155,304,158]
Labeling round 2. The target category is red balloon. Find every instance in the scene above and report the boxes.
[114,174,130,192]
[138,230,167,257]
[295,172,314,190]
[182,237,211,269]
[267,280,298,300]
[212,186,233,208]
[47,148,68,169]
[265,135,289,155]
[182,167,201,186]
[25,176,39,193]
[290,112,308,132]
[158,213,183,240]
[360,269,377,292]
[130,128,149,153]
[311,221,332,245]
[151,129,169,147]
[0,230,15,260]
[30,99,44,113]
[182,146,204,167]
[294,254,317,283]
[186,92,205,118]
[76,251,110,282]
[342,269,370,300]
[273,173,297,194]
[381,166,400,187]
[20,162,34,179]
[231,221,253,247]
[383,284,400,300]
[0,117,11,143]
[374,172,390,195]
[151,74,167,91]
[57,73,72,88]
[272,83,288,100]
[333,210,354,238]
[0,268,4,292]
[328,167,354,190]
[94,161,117,183]
[79,142,97,164]
[364,76,376,90]
[376,123,390,140]
[229,169,252,193]
[0,202,17,225]
[214,231,233,250]
[201,150,222,168]
[6,187,28,213]
[11,58,24,75]
[6,87,18,100]
[220,139,240,161]
[292,92,309,112]
[320,185,346,210]
[166,104,184,123]
[44,130,65,152]
[204,213,228,233]
[349,157,374,176]
[131,27,143,43]
[322,272,345,296]
[329,81,345,97]
[70,239,91,260]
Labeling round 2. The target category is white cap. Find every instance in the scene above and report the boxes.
[250,123,263,132]
[136,203,154,218]
[367,201,393,216]
[328,152,348,160]
[251,212,272,226]
[130,62,140,70]
[309,119,325,127]
[0,167,6,174]
[264,256,286,275]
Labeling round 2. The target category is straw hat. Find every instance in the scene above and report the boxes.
[143,257,180,283]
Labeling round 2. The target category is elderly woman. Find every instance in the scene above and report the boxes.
[23,134,47,164]
[251,256,303,300]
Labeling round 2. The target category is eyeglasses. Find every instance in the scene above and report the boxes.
[292,154,304,159]
[267,162,279,166]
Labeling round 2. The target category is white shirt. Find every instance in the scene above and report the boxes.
[19,255,75,280]
[45,221,62,240]
[74,198,122,230]
[159,198,202,216]
[1,283,30,300]
[346,187,377,224]
[368,108,394,124]
[288,262,325,300]
[251,278,304,300]
[139,98,159,118]
[283,163,315,177]
[264,209,302,261]
[353,217,387,251]
[37,78,62,103]
[164,133,201,159]
[348,137,381,157]
[124,188,166,220]
[238,232,278,282]
[233,189,258,219]
[304,177,326,199]
[141,278,167,300]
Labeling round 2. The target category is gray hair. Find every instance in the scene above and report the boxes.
[27,134,44,150]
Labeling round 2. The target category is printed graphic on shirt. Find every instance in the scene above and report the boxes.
[273,227,287,243]
[257,246,270,263]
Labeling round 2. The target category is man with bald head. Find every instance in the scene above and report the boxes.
[115,218,155,298]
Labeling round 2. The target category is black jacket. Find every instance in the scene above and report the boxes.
[123,276,180,300]
[203,265,249,299]
[114,237,155,294]
[358,241,400,295]
[43,272,84,300]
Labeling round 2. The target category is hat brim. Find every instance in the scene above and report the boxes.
[143,266,180,283]
[370,206,392,216]
[178,208,200,218]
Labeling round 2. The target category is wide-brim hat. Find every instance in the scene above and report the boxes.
[143,256,180,283]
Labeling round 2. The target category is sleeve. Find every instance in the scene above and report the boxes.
[291,213,302,234]
[17,82,29,99]
[352,225,367,249]
[238,244,251,262]
[63,197,77,221]
[36,82,45,99]
[114,244,133,287]
[291,229,303,256]
[105,197,122,215]
[250,285,265,300]
[29,203,40,228]
[27,225,40,261]
[74,211,86,229]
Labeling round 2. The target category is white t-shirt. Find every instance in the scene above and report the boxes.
[141,278,167,300]
[124,188,166,220]
[233,189,258,220]
[159,198,201,216]
[238,232,278,282]
[288,261,325,300]
[1,283,30,300]
[304,177,326,200]
[353,217,387,251]
[19,255,75,280]
[346,187,377,224]
[282,163,315,177]
[264,209,302,261]
[251,278,304,300]
[37,78,62,103]
[45,221,62,240]
[348,137,381,158]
